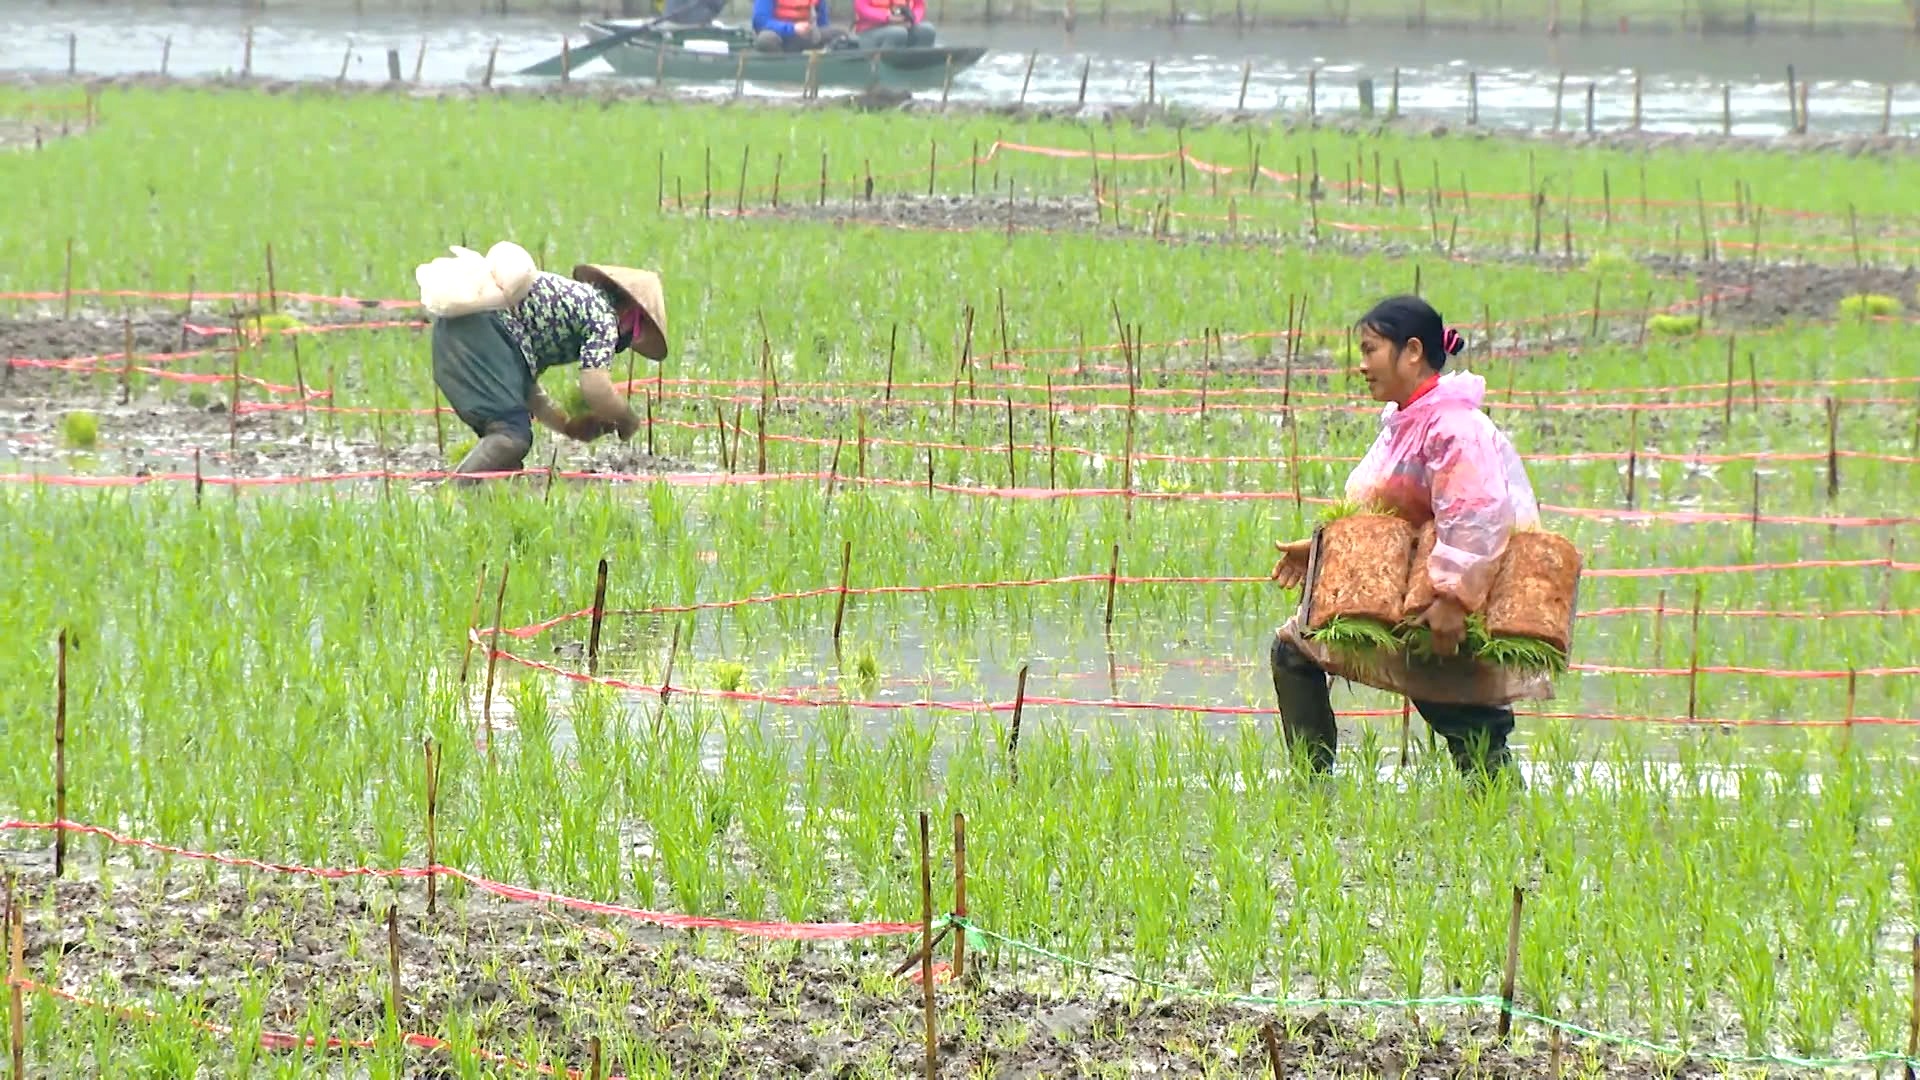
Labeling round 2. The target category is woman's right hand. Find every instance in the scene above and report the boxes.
[1271,538,1312,588]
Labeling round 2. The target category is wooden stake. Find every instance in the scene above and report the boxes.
[883,323,898,404]
[1722,334,1737,428]
[1496,885,1524,1039]
[228,318,242,455]
[1104,543,1120,630]
[480,563,510,759]
[61,238,72,321]
[1260,1022,1285,1076]
[1686,584,1704,721]
[952,812,968,980]
[918,811,937,1080]
[1006,663,1030,781]
[832,541,852,651]
[1003,396,1017,488]
[386,905,402,1022]
[735,146,749,216]
[590,1037,604,1080]
[1653,587,1668,660]
[53,629,67,877]
[1826,396,1840,500]
[587,558,609,675]
[660,622,680,705]
[8,877,21,1080]
[1625,409,1638,509]
[1904,932,1918,1080]
[423,736,440,915]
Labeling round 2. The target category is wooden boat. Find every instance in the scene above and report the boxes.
[577,18,987,92]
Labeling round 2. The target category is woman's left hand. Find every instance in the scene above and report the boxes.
[1418,595,1468,656]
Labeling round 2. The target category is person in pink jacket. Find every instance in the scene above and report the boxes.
[1268,294,1539,783]
[851,0,937,47]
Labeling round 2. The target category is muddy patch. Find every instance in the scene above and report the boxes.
[0,852,1748,1078]
[1641,259,1920,327]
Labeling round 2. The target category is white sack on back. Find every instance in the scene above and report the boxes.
[416,241,538,318]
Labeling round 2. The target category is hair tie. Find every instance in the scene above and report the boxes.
[1441,328,1465,356]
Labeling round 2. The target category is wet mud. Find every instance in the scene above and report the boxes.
[1642,259,1920,327]
[0,853,1745,1078]
[0,313,700,482]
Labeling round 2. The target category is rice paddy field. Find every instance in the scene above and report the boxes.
[2,80,1920,1078]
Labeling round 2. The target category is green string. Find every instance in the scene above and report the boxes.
[948,917,1920,1073]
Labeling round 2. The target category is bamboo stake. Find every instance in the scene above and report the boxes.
[480,563,510,759]
[1006,663,1030,781]
[952,813,968,979]
[587,558,609,675]
[918,811,937,1080]
[1496,885,1524,1038]
[590,1037,604,1080]
[53,629,68,877]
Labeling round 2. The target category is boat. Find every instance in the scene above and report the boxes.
[576,17,987,93]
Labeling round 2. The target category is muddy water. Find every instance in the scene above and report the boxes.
[5,2,1917,133]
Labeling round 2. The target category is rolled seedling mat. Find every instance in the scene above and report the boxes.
[1399,521,1439,620]
[1305,513,1417,632]
[1481,530,1583,655]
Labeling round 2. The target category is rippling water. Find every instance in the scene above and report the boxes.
[2,2,1917,134]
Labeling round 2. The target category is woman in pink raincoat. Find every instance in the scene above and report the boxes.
[1268,295,1540,781]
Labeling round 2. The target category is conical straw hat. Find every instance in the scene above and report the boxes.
[572,264,669,360]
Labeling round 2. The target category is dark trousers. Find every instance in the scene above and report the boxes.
[1269,636,1516,779]
[430,313,534,476]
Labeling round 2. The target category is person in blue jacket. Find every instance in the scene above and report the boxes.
[753,0,846,50]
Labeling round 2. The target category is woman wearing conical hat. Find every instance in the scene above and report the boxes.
[426,258,669,478]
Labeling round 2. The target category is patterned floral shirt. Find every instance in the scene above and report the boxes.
[498,272,618,378]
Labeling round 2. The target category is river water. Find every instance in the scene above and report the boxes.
[1,2,1917,132]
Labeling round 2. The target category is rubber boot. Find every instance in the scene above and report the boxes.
[1269,635,1338,774]
[450,422,532,485]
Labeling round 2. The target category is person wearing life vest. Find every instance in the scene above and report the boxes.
[1268,295,1540,783]
[851,0,935,47]
[429,263,668,479]
[753,0,846,50]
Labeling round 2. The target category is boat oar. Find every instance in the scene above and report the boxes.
[516,20,668,77]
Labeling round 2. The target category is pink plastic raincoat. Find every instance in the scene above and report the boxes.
[1343,369,1539,613]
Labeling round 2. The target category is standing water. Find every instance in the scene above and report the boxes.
[3,1,1917,133]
